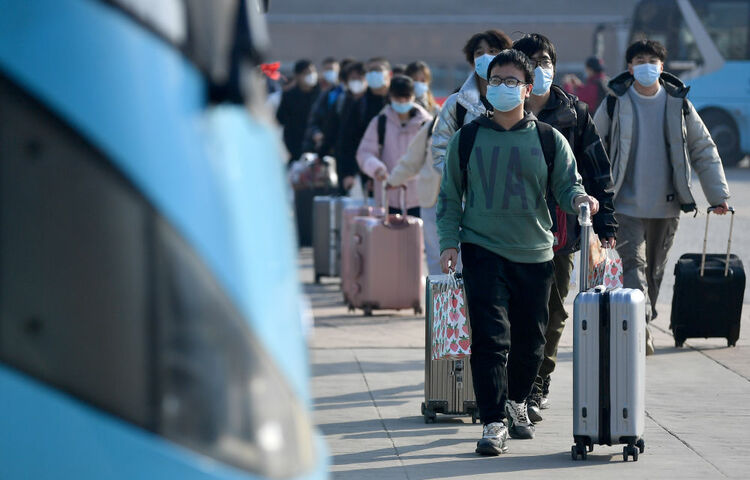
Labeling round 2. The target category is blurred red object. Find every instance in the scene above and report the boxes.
[261,62,281,81]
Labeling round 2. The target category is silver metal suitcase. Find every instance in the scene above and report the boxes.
[421,275,478,423]
[572,204,647,461]
[312,196,361,282]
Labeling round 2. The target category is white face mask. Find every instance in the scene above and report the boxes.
[531,66,554,95]
[323,69,339,84]
[348,79,366,95]
[413,81,429,98]
[303,71,318,87]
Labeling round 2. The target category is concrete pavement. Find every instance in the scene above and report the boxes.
[305,167,750,479]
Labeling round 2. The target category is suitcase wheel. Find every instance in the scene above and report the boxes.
[421,403,436,424]
[363,305,373,317]
[728,338,737,347]
[470,409,479,424]
[571,442,587,460]
[414,305,423,316]
[674,338,685,348]
[315,273,322,284]
[636,438,645,454]
[623,445,639,461]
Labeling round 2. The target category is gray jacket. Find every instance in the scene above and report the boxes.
[431,73,487,171]
[593,71,729,212]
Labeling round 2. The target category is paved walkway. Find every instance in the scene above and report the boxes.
[306,168,750,479]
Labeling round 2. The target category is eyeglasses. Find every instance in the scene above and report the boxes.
[488,76,526,88]
[530,58,553,69]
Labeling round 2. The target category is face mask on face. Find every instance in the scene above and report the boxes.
[366,70,386,89]
[413,81,429,98]
[486,84,524,112]
[531,66,554,95]
[474,54,495,80]
[303,71,318,87]
[323,69,339,84]
[348,79,366,95]
[391,100,414,114]
[633,63,661,87]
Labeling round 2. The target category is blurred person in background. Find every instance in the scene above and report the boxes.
[564,56,610,111]
[593,39,730,355]
[276,59,320,163]
[333,61,369,193]
[339,57,392,194]
[406,60,440,116]
[392,63,407,76]
[357,75,433,216]
[303,57,353,156]
[513,33,616,422]
[432,29,512,172]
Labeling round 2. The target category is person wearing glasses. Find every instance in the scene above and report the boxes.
[512,34,616,423]
[437,49,598,455]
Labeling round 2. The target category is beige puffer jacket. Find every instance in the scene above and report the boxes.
[593,71,730,212]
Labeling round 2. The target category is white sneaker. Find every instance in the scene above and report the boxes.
[475,422,509,456]
[505,399,535,439]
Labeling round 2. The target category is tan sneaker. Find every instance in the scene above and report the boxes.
[646,325,655,356]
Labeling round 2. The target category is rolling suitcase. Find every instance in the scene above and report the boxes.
[349,185,423,316]
[421,275,478,423]
[572,204,647,462]
[290,154,337,247]
[312,196,361,283]
[340,201,380,306]
[671,207,744,347]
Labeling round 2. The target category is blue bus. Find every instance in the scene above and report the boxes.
[0,1,327,478]
[630,0,750,166]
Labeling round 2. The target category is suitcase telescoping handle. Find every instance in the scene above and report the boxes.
[578,203,592,293]
[701,206,736,277]
[379,181,407,224]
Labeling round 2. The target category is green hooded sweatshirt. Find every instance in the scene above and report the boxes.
[437,113,586,263]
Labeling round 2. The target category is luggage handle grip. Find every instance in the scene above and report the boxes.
[380,181,408,226]
[701,206,735,277]
[578,203,592,292]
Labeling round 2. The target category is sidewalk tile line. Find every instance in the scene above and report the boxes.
[651,324,750,383]
[645,410,728,478]
[353,349,412,480]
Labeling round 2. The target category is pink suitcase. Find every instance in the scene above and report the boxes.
[349,187,424,316]
[341,203,382,305]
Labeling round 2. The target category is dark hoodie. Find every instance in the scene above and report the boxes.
[537,84,617,245]
[437,113,586,263]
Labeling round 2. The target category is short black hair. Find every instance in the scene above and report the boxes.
[322,57,338,66]
[367,57,391,72]
[626,39,667,63]
[389,75,414,98]
[344,61,366,80]
[294,59,313,75]
[462,30,512,65]
[391,64,407,76]
[512,33,557,68]
[338,57,356,82]
[487,49,535,84]
[585,56,604,73]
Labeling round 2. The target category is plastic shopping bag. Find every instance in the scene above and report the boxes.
[431,273,471,360]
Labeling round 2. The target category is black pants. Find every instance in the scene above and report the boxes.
[388,206,420,218]
[461,243,554,425]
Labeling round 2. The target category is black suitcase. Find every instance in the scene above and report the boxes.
[670,207,744,347]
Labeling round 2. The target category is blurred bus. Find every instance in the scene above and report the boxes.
[0,1,327,479]
[631,0,750,166]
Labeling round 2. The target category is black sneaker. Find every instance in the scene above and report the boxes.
[475,422,509,456]
[505,399,535,439]
[527,395,543,423]
[540,377,551,410]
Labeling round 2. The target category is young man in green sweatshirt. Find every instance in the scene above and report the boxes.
[437,49,598,456]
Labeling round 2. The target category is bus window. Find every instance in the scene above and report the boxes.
[694,1,750,60]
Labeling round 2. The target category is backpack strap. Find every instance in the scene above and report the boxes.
[458,121,480,192]
[455,102,467,128]
[606,94,616,119]
[534,120,556,177]
[377,113,387,155]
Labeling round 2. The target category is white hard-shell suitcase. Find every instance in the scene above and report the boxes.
[572,204,647,461]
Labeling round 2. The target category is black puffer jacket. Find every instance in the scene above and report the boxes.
[537,85,617,246]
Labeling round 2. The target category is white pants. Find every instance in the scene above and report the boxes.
[421,205,443,275]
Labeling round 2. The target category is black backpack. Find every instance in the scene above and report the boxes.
[457,119,568,239]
